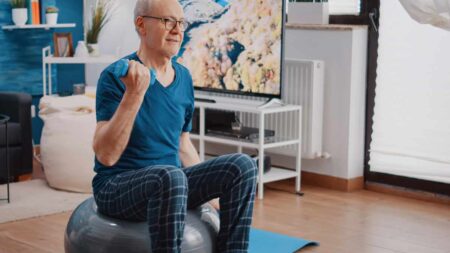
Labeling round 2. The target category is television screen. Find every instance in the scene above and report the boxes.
[177,0,285,98]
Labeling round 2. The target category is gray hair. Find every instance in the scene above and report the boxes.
[134,0,152,21]
[134,0,152,35]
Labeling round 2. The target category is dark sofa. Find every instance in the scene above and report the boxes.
[0,92,33,183]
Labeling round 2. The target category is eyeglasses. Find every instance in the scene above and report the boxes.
[141,15,189,32]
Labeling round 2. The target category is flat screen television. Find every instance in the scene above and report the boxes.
[177,0,285,99]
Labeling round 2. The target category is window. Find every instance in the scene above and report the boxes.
[368,0,450,185]
[329,0,361,15]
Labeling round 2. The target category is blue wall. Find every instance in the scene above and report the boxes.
[0,0,84,144]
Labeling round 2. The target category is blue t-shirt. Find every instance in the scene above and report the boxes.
[92,52,195,192]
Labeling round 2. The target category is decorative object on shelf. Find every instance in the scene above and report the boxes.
[86,0,114,57]
[53,32,74,57]
[74,41,90,57]
[30,0,41,24]
[10,0,28,26]
[87,43,100,57]
[73,83,86,95]
[45,6,58,25]
[288,0,329,25]
[251,155,272,174]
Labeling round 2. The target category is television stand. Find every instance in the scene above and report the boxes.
[258,98,284,109]
[195,97,216,103]
[190,100,302,199]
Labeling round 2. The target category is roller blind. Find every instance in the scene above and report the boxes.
[369,0,450,183]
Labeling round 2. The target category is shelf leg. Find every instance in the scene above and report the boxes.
[48,63,52,95]
[42,48,46,96]
[199,107,205,162]
[296,108,302,195]
[257,113,265,200]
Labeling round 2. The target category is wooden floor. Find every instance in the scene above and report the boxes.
[0,179,449,253]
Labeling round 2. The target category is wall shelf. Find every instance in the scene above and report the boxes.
[2,23,76,31]
[43,55,118,64]
[42,46,118,96]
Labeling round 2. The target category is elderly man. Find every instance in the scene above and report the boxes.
[91,0,257,252]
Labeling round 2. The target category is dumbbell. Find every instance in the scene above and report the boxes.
[113,59,157,86]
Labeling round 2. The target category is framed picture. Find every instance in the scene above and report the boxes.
[53,32,74,57]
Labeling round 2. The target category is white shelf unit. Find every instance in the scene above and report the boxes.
[42,46,118,96]
[2,23,76,30]
[192,98,302,199]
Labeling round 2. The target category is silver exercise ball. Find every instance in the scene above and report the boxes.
[65,197,220,253]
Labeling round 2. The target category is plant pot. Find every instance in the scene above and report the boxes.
[288,2,329,25]
[87,43,100,57]
[12,8,28,26]
[74,41,89,57]
[46,13,58,25]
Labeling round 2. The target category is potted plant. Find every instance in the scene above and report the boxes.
[45,6,59,25]
[288,0,329,25]
[86,0,113,57]
[10,0,28,26]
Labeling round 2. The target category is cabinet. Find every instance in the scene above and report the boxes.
[191,97,302,199]
[42,46,118,95]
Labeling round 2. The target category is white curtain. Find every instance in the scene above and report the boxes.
[399,0,450,31]
[369,0,450,183]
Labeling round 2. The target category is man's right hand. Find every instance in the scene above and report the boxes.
[120,60,151,97]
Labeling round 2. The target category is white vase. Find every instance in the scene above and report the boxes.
[46,13,58,25]
[12,8,28,26]
[87,43,100,57]
[74,41,89,57]
[288,2,329,25]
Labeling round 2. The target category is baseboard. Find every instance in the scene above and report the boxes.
[265,174,364,193]
[18,174,33,181]
[365,182,450,205]
[302,171,364,191]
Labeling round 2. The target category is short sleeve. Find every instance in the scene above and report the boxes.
[96,70,125,122]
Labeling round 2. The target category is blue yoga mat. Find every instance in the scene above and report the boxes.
[249,228,318,253]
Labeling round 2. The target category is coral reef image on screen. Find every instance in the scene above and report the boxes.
[177,0,283,97]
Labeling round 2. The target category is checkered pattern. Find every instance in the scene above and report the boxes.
[94,153,257,253]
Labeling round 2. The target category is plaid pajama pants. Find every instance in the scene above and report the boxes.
[93,153,257,253]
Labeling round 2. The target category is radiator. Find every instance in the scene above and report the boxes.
[197,58,325,159]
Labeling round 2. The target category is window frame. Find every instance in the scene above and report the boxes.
[329,0,367,24]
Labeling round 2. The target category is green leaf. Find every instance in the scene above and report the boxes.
[10,0,26,8]
[86,0,114,44]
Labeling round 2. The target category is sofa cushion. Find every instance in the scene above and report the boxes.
[0,122,22,147]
